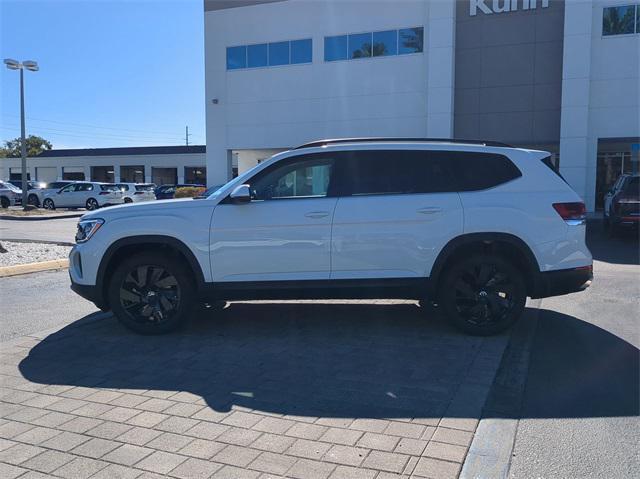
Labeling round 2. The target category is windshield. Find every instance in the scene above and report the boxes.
[206,160,272,198]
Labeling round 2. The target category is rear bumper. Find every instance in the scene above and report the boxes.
[531,265,593,299]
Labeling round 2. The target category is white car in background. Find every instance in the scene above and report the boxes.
[0,181,22,208]
[27,181,75,207]
[116,183,156,203]
[42,182,124,211]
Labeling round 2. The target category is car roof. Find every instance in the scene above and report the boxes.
[294,137,514,150]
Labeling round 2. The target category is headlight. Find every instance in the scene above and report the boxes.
[75,218,104,243]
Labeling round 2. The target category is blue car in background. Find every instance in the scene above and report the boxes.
[154,184,204,200]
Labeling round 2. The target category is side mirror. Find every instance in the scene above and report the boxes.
[230,184,251,204]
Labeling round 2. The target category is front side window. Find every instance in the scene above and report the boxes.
[61,184,77,192]
[250,157,334,200]
[603,5,637,35]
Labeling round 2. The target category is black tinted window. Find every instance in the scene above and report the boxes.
[434,151,521,191]
[342,150,455,196]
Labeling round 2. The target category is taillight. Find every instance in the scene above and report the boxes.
[553,202,586,223]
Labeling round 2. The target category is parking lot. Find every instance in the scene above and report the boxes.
[0,219,638,478]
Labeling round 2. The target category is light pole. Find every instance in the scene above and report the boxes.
[4,58,39,210]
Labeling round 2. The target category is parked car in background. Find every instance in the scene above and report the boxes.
[0,181,22,208]
[155,184,205,200]
[8,180,44,190]
[117,183,156,203]
[69,138,593,336]
[196,184,225,198]
[604,174,639,235]
[28,181,75,207]
[42,182,124,211]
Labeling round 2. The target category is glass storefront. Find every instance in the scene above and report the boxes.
[595,139,640,209]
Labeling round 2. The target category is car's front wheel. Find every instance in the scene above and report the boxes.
[439,254,526,336]
[0,196,9,208]
[42,198,55,210]
[108,252,195,334]
[28,194,40,207]
[86,198,99,210]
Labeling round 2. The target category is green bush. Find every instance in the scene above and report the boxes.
[174,187,206,199]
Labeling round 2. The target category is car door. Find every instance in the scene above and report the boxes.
[330,149,463,279]
[56,183,77,207]
[210,153,338,282]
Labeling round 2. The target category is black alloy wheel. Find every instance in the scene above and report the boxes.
[440,254,526,335]
[28,194,40,207]
[42,198,55,210]
[109,252,194,334]
[86,198,99,210]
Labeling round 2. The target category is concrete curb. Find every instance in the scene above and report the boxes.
[0,212,83,221]
[0,258,69,278]
[460,300,542,479]
[1,238,75,247]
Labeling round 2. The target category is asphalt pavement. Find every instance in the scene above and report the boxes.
[508,223,639,478]
[0,217,78,244]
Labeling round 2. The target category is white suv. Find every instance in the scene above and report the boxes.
[69,139,593,335]
[43,182,124,211]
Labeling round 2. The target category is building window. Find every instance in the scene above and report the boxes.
[603,4,639,36]
[324,35,348,61]
[227,38,312,70]
[120,165,144,183]
[62,167,85,181]
[184,167,206,185]
[91,166,114,183]
[152,167,177,186]
[324,27,423,62]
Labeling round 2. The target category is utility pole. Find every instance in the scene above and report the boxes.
[4,59,39,211]
[185,126,191,146]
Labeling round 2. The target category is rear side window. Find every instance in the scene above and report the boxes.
[433,151,522,191]
[100,184,118,191]
[342,150,456,196]
[540,155,567,183]
[135,184,155,191]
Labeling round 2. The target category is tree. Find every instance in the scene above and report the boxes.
[0,135,53,158]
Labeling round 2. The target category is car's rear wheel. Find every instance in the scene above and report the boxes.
[0,196,9,208]
[439,254,526,336]
[28,194,40,207]
[86,198,99,210]
[42,198,55,210]
[124,197,133,204]
[108,252,195,334]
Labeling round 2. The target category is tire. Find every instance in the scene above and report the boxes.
[108,252,195,334]
[42,198,55,210]
[124,197,133,204]
[0,196,9,209]
[438,254,526,336]
[86,198,99,210]
[28,194,40,207]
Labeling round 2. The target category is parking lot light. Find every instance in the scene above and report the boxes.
[4,58,39,210]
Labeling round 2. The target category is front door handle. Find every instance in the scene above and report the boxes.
[417,207,443,215]
[305,211,330,219]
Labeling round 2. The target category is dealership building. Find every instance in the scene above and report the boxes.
[204,0,639,210]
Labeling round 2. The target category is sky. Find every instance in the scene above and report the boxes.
[0,0,205,150]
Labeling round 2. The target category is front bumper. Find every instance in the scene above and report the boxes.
[70,274,108,310]
[531,265,593,299]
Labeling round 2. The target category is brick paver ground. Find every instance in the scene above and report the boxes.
[0,300,508,478]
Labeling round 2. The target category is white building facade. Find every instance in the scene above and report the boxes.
[204,0,639,211]
[1,146,208,186]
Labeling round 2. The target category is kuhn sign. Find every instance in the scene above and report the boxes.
[470,0,550,16]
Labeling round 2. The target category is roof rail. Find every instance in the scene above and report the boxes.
[294,137,513,149]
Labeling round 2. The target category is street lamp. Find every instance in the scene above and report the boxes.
[4,58,39,210]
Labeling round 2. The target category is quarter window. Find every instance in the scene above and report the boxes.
[250,157,334,200]
[603,4,639,35]
[435,151,522,191]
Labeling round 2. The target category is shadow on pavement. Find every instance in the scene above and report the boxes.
[18,302,639,421]
[587,219,639,265]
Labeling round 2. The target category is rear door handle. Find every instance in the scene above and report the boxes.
[417,207,443,215]
[305,211,330,219]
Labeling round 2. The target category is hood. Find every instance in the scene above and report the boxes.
[81,197,215,221]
